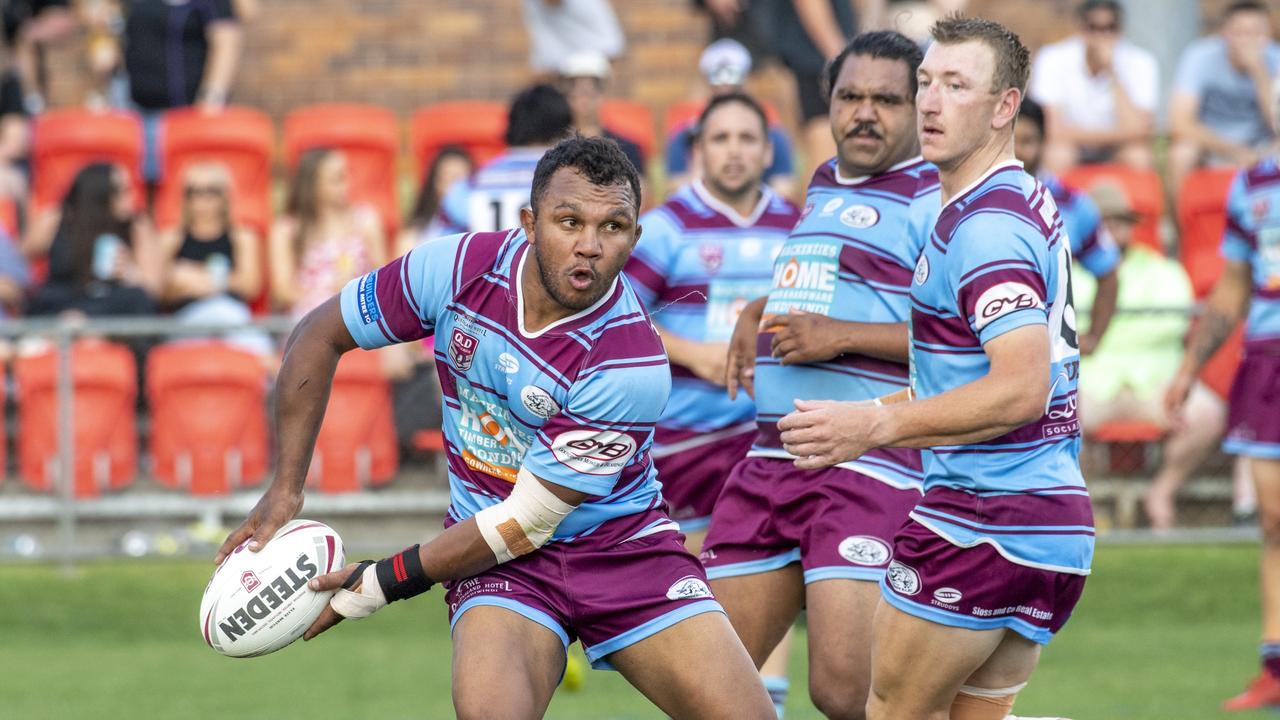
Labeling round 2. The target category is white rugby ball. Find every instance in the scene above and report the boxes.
[199,519,345,658]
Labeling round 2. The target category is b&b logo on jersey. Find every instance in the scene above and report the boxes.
[449,329,480,371]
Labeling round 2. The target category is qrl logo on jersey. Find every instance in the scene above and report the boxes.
[550,430,637,476]
[699,244,724,274]
[974,282,1043,331]
[449,329,480,371]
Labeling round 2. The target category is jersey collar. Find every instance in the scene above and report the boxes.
[833,155,925,185]
[514,244,620,339]
[691,179,773,228]
[941,159,1025,212]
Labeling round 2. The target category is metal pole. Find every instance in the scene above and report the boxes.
[56,329,75,574]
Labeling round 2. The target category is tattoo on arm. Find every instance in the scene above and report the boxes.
[1190,307,1236,368]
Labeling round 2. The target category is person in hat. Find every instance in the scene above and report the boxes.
[664,39,797,199]
[558,50,646,174]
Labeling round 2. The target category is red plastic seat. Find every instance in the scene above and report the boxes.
[153,106,274,235]
[600,99,656,163]
[14,340,137,496]
[410,101,507,181]
[1176,167,1237,299]
[31,108,143,215]
[307,349,398,493]
[1061,164,1165,252]
[0,194,17,238]
[283,104,401,239]
[147,341,269,495]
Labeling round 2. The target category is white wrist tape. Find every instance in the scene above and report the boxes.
[329,563,386,619]
[475,467,576,564]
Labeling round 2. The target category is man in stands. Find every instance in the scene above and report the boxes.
[217,136,775,720]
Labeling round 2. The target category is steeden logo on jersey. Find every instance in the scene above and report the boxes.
[819,198,844,216]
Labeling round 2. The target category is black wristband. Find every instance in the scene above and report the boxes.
[374,544,434,603]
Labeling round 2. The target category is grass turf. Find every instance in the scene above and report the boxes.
[0,543,1271,719]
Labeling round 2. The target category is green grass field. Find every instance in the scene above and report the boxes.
[0,543,1274,719]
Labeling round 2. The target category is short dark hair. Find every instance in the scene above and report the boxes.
[931,15,1031,94]
[1017,97,1045,135]
[530,135,641,216]
[824,31,924,101]
[1224,0,1269,21]
[505,84,573,147]
[1078,0,1123,22]
[694,91,769,141]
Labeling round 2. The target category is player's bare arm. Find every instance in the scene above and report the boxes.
[725,295,766,400]
[214,296,356,564]
[778,323,1049,468]
[768,310,908,365]
[1081,268,1118,355]
[656,322,729,387]
[1166,258,1252,420]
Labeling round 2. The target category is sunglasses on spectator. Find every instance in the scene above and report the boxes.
[185,185,226,198]
[1085,22,1119,32]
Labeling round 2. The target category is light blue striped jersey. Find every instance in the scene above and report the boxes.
[625,181,799,434]
[1223,158,1280,351]
[1041,173,1121,278]
[339,230,677,547]
[750,156,939,491]
[908,161,1093,575]
[438,148,546,234]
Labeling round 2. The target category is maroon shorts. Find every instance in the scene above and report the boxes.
[879,519,1088,645]
[652,424,756,531]
[700,455,921,584]
[444,530,722,669]
[1224,351,1280,460]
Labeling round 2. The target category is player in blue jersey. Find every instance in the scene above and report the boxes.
[436,84,574,235]
[216,137,774,720]
[625,91,799,540]
[1015,97,1119,355]
[703,32,938,719]
[1169,152,1280,710]
[779,18,1090,720]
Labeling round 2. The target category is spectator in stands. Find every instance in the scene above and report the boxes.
[269,148,385,319]
[25,162,161,316]
[774,0,886,185]
[114,0,248,183]
[1073,183,1220,531]
[399,146,473,254]
[522,0,624,76]
[557,51,646,173]
[0,69,29,203]
[436,84,573,234]
[1016,98,1119,354]
[665,39,797,198]
[1028,0,1157,172]
[1170,0,1280,193]
[1,0,78,114]
[0,229,29,317]
[158,162,269,355]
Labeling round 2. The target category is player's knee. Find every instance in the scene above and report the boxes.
[454,690,535,720]
[809,680,867,720]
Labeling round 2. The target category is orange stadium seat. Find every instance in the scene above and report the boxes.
[147,342,269,495]
[153,106,274,235]
[410,101,507,180]
[1060,164,1165,252]
[283,104,401,239]
[1176,167,1238,299]
[31,108,143,215]
[15,340,137,496]
[0,194,17,238]
[307,349,398,493]
[600,99,656,162]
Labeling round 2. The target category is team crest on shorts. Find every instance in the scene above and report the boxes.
[666,576,713,601]
[838,536,891,566]
[520,385,560,419]
[886,560,921,596]
[449,328,480,371]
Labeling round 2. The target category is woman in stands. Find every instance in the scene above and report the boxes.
[159,161,270,356]
[399,145,472,254]
[269,147,385,318]
[25,162,161,317]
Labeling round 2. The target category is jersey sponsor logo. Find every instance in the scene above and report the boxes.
[550,429,637,476]
[457,386,529,482]
[774,257,837,292]
[886,560,921,596]
[520,385,560,419]
[240,571,261,594]
[495,353,520,374]
[933,587,963,604]
[838,535,891,566]
[914,255,929,285]
[974,282,1044,331]
[357,273,381,324]
[699,243,724,274]
[666,576,713,600]
[449,328,480,371]
[819,198,844,216]
[840,204,879,229]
